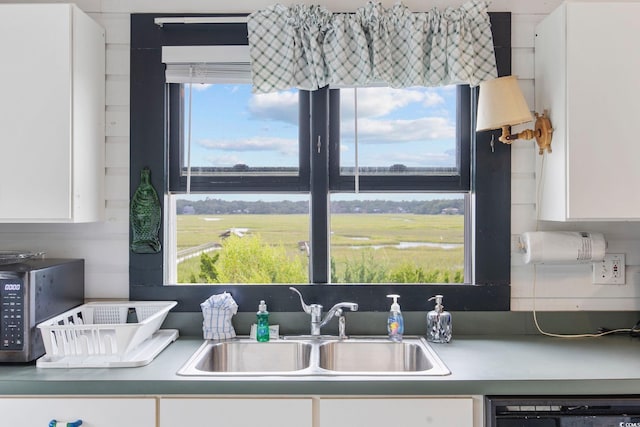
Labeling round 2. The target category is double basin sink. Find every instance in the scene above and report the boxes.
[178,336,450,377]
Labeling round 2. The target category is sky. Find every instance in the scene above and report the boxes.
[184,84,458,171]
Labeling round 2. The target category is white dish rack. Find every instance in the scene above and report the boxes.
[36,301,178,368]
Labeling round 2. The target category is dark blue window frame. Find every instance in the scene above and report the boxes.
[129,12,512,312]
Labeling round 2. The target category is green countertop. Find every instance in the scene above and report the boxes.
[1,335,639,396]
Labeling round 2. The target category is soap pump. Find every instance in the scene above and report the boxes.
[426,295,452,343]
[256,300,270,342]
[386,294,404,342]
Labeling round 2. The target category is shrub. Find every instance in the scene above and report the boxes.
[214,234,307,284]
[340,250,388,283]
[198,252,219,283]
[388,263,426,283]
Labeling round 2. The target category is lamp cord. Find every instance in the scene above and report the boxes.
[354,88,359,194]
[186,66,194,194]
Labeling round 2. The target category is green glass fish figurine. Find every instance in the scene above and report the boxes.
[130,167,161,253]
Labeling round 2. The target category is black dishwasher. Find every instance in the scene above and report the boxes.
[486,396,640,427]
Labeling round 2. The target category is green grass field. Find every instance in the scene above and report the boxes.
[176,214,464,283]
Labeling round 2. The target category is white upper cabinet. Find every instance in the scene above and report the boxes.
[535,2,640,221]
[0,4,104,222]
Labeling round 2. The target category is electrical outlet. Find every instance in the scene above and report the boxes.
[593,253,626,285]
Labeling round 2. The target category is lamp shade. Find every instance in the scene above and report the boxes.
[476,75,533,131]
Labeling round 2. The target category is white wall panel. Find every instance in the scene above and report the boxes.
[106,139,129,167]
[511,297,640,312]
[99,0,565,14]
[512,176,536,205]
[512,145,536,175]
[106,108,129,137]
[106,44,129,75]
[518,78,534,109]
[106,75,129,106]
[96,13,130,44]
[105,200,130,223]
[511,204,537,237]
[512,48,534,79]
[511,14,544,48]
[105,170,130,201]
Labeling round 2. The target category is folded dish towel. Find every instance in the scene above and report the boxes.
[201,292,238,340]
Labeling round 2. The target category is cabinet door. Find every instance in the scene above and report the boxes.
[0,397,156,427]
[567,2,640,219]
[0,4,104,223]
[565,2,640,220]
[319,397,474,427]
[0,4,73,220]
[536,2,640,220]
[160,397,313,427]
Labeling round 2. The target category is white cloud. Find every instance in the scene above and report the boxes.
[191,83,212,92]
[342,116,455,143]
[198,136,298,156]
[340,87,445,119]
[244,87,449,127]
[248,90,299,125]
[422,91,446,108]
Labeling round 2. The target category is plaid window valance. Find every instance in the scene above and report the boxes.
[247,0,498,93]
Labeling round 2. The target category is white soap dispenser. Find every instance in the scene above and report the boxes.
[386,294,404,342]
[426,295,452,343]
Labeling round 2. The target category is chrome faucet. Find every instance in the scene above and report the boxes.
[289,287,358,337]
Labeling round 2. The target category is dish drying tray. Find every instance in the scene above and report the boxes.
[36,301,178,368]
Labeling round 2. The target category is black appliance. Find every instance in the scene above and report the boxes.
[0,258,84,362]
[487,396,640,427]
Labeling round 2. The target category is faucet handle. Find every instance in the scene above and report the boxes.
[289,287,314,315]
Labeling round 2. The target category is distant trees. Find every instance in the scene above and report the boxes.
[176,198,464,215]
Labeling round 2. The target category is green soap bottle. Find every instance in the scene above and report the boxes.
[256,300,270,342]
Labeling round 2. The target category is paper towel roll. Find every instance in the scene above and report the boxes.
[520,231,606,264]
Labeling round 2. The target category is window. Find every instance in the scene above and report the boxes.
[129,13,511,311]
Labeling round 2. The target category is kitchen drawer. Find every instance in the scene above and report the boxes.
[0,397,156,427]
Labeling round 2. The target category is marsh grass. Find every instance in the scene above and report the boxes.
[176,214,464,284]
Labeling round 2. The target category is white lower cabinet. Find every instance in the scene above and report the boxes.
[0,395,476,426]
[159,396,476,427]
[0,397,156,427]
[159,397,313,427]
[319,397,475,427]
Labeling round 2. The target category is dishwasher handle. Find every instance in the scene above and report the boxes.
[49,420,82,427]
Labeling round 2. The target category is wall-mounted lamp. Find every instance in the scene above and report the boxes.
[476,75,553,155]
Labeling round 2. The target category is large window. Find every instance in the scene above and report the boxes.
[129,13,512,311]
[168,82,467,286]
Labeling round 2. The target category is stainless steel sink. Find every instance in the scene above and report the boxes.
[318,339,437,373]
[177,336,450,377]
[179,340,312,375]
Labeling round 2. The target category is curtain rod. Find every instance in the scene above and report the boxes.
[154,16,248,27]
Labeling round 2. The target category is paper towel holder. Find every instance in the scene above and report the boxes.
[519,231,607,265]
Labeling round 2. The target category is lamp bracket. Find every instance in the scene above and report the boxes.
[496,110,553,155]
[534,110,553,155]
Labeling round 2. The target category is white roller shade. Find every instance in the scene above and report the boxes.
[162,45,251,84]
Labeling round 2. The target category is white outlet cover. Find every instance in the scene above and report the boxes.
[593,253,626,285]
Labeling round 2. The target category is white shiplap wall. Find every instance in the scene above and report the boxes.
[2,0,638,311]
